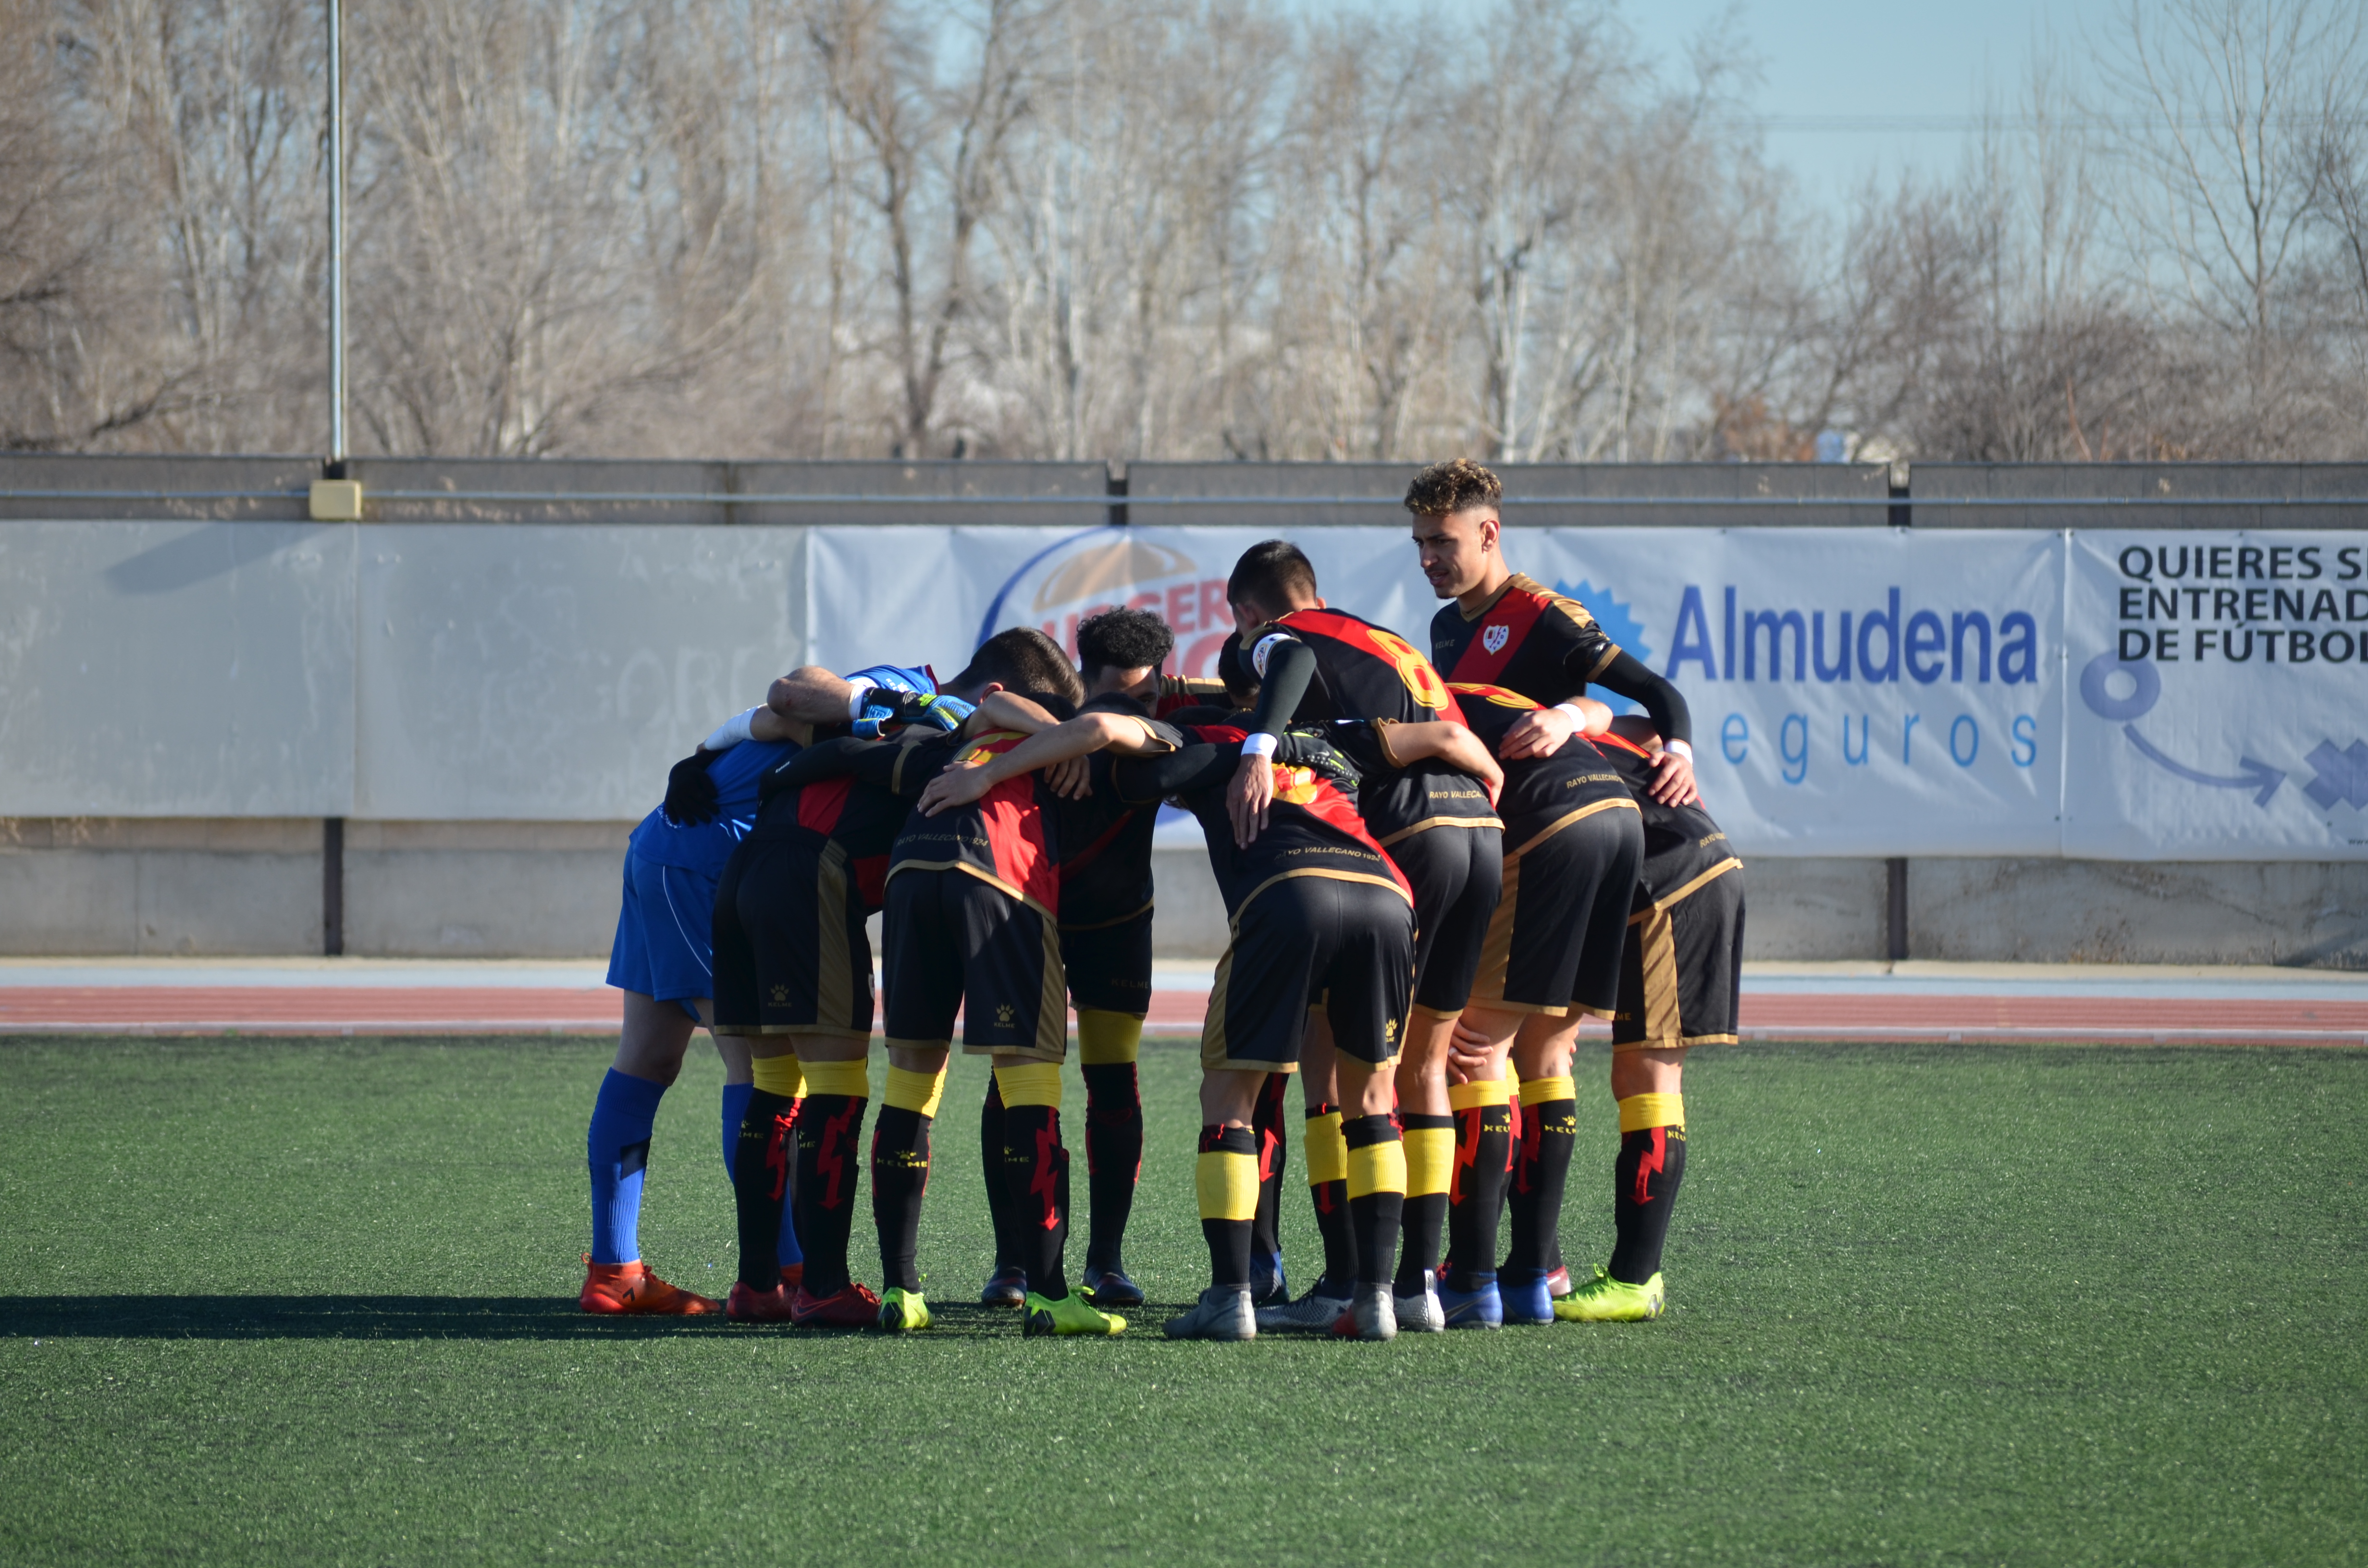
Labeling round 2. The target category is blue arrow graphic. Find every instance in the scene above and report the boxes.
[2122,724,2285,807]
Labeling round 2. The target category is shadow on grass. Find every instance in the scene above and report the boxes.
[0,1296,1167,1341]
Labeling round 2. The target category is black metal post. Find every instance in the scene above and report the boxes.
[323,817,345,956]
[1885,856,1908,962]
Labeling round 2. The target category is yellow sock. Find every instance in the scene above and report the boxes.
[1402,1125,1455,1198]
[1196,1147,1260,1220]
[1448,1072,1512,1111]
[1305,1109,1347,1186]
[749,1054,805,1098]
[884,1064,947,1118]
[801,1058,871,1099]
[1344,1139,1407,1200]
[1076,1009,1142,1066]
[994,1062,1063,1110]
[1617,1092,1685,1133]
[1519,1073,1577,1107]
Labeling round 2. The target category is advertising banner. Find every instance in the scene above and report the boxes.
[808,524,2067,857]
[2063,531,2368,860]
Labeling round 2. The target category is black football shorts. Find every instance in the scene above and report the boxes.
[1060,904,1155,1019]
[882,867,1067,1062]
[1474,798,1643,1019]
[712,833,874,1039]
[1202,873,1415,1072]
[1385,822,1504,1017]
[1613,858,1745,1050]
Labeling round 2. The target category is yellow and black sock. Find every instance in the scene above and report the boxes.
[996,1064,1072,1301]
[1609,1092,1687,1284]
[1505,1074,1576,1276]
[979,1073,1019,1279]
[1304,1102,1356,1292]
[871,1065,945,1294]
[1444,1072,1512,1293]
[1078,1010,1144,1273]
[1342,1113,1406,1289]
[1196,1124,1260,1287]
[1395,1114,1455,1294]
[791,1058,872,1297]
[1250,1071,1291,1268]
[731,1074,801,1292]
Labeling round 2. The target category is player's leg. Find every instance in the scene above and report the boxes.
[1246,1067,1291,1304]
[1502,1010,1583,1324]
[1322,878,1418,1343]
[1566,869,1741,1323]
[726,1039,808,1323]
[583,854,718,1315]
[952,880,1117,1337]
[1162,1066,1265,1341]
[1440,1004,1518,1328]
[1067,911,1151,1308]
[977,1066,1025,1305]
[872,1041,947,1331]
[711,840,798,1295]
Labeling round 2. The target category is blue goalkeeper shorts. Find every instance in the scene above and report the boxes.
[606,852,718,1019]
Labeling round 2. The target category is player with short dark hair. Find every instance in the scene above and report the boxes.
[580,698,805,1317]
[974,607,1176,1310]
[1222,541,1504,1335]
[1410,457,1729,1325]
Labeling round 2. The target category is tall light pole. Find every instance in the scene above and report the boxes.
[327,0,345,468]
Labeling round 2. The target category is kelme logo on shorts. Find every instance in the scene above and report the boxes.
[996,1003,1016,1027]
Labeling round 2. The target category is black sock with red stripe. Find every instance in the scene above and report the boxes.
[731,1089,798,1291]
[870,1105,931,1293]
[1000,1104,1072,1301]
[1608,1125,1688,1284]
[1250,1072,1290,1265]
[1445,1102,1511,1293]
[1081,1063,1142,1271]
[1342,1113,1404,1290]
[792,1093,867,1298]
[1504,1094,1576,1276]
[980,1077,1020,1278]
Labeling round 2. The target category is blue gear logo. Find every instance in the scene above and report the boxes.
[1557,579,1651,715]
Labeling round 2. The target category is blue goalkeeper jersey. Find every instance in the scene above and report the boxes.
[626,738,799,879]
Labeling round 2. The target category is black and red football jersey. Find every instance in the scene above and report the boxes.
[1052,697,1184,929]
[1429,573,1620,708]
[752,735,930,911]
[1589,728,1739,903]
[1439,683,1633,845]
[1113,723,1410,918]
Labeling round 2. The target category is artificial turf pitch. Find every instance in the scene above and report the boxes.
[0,1035,2361,1566]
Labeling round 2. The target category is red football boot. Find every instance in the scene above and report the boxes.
[726,1280,798,1322]
[579,1256,720,1316]
[791,1280,882,1327]
[779,1262,804,1291]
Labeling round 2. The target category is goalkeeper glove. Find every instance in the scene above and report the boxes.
[661,751,721,826]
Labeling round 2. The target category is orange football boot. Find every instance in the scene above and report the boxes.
[726,1280,798,1322]
[791,1280,882,1327]
[579,1256,720,1316]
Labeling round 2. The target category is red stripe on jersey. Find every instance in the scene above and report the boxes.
[795,775,854,837]
[1591,730,1656,762]
[1447,681,1540,711]
[1272,608,1468,726]
[853,853,889,910]
[958,730,1061,912]
[1191,723,1412,900]
[1445,586,1552,686]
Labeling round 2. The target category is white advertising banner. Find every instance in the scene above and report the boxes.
[808,524,2067,857]
[2063,531,2368,860]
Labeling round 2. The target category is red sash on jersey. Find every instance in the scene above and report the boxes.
[1192,722,1413,899]
[1271,608,1468,725]
[1591,730,1657,762]
[956,729,1060,913]
[1446,584,1552,687]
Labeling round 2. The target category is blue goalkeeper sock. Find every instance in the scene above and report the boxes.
[588,1069,666,1265]
[721,1081,754,1179]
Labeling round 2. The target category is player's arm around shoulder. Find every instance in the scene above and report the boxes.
[914,712,1172,817]
[1371,719,1504,808]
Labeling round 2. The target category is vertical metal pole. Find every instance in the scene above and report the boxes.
[323,817,346,956]
[1885,857,1910,963]
[327,0,346,468]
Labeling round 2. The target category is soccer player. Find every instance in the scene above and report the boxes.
[1409,456,1727,1324]
[582,699,804,1316]
[771,629,1154,1336]
[974,608,1176,1311]
[1114,717,1420,1342]
[1221,540,1503,1335]
[710,664,958,1327]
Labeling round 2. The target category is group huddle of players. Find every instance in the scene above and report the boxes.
[578,458,1744,1341]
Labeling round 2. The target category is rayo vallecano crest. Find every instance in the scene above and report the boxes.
[1481,624,1511,654]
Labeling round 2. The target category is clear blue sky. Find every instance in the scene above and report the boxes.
[1320,0,2130,214]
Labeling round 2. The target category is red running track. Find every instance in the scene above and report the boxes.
[1,986,2363,1045]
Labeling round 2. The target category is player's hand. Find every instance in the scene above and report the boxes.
[662,750,719,826]
[1647,746,1701,807]
[1227,751,1274,847]
[1497,703,1579,760]
[916,758,997,816]
[1045,754,1093,799]
[1445,1018,1495,1083]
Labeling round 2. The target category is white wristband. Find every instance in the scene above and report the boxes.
[1242,732,1279,759]
[702,707,758,752]
[1553,701,1591,726]
[844,677,878,719]
[1664,738,1694,761]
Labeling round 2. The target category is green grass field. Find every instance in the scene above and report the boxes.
[0,1034,2362,1566]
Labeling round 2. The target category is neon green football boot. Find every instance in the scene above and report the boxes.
[1553,1265,1666,1322]
[876,1287,932,1333]
[1022,1290,1126,1337]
